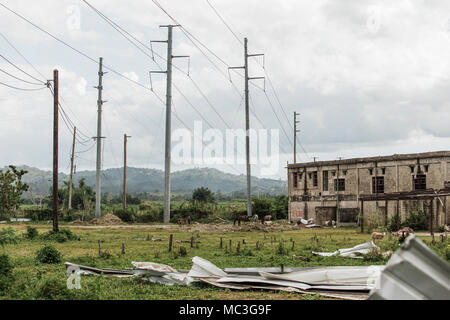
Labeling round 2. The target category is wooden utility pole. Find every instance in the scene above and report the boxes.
[68,126,76,210]
[52,69,59,233]
[123,134,131,209]
[294,112,300,164]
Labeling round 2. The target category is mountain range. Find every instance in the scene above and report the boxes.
[2,165,287,198]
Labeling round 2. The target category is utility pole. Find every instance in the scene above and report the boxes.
[294,112,300,164]
[94,57,105,218]
[68,126,76,210]
[123,134,131,210]
[52,69,59,233]
[150,25,189,223]
[229,38,264,217]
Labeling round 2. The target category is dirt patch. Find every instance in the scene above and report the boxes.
[180,221,300,233]
[89,213,124,225]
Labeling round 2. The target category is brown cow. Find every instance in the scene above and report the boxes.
[371,232,385,240]
[234,215,249,226]
[177,216,191,225]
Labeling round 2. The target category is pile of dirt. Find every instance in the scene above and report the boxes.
[89,213,124,225]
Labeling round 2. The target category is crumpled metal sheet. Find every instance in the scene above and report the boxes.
[259,266,384,287]
[369,235,450,300]
[187,256,227,278]
[312,241,379,258]
[131,261,178,274]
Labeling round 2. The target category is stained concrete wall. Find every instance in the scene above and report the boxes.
[288,152,450,227]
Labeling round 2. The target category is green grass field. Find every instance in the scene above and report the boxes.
[0,223,448,300]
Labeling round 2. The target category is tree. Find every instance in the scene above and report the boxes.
[0,166,29,218]
[192,187,216,204]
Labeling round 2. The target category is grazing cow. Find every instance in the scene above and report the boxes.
[262,215,272,224]
[252,214,259,222]
[396,227,413,243]
[371,232,385,240]
[177,216,191,225]
[234,215,249,226]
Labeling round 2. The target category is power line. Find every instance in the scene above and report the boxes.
[0,81,47,91]
[0,2,164,105]
[0,67,44,86]
[0,32,47,81]
[205,0,243,45]
[0,53,46,84]
[201,0,309,159]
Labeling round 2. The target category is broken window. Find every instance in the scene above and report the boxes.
[369,168,373,175]
[410,165,415,173]
[413,174,426,190]
[312,171,318,187]
[372,176,384,194]
[334,179,345,191]
[293,172,298,188]
[424,165,429,172]
[323,171,328,191]
[381,168,386,175]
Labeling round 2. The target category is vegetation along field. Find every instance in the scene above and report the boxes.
[0,223,448,300]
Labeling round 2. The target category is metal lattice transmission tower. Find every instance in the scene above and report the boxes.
[150,25,189,223]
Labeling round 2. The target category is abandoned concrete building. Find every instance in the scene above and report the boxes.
[287,151,450,228]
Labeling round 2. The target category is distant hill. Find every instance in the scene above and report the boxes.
[2,166,287,198]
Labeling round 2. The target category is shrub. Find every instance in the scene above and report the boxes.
[0,254,13,276]
[0,227,19,246]
[23,208,52,221]
[276,241,288,255]
[113,208,136,223]
[25,226,39,240]
[41,228,80,242]
[365,210,385,233]
[36,245,62,264]
[403,209,428,231]
[252,198,272,218]
[36,276,73,300]
[178,246,187,257]
[137,210,161,223]
[363,247,385,262]
[139,202,152,211]
[387,211,401,232]
[99,250,112,259]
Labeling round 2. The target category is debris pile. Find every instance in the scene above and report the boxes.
[65,235,450,300]
[89,213,123,225]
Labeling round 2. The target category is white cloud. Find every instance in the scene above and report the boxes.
[0,0,449,179]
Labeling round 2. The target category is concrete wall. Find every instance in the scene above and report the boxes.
[288,153,450,227]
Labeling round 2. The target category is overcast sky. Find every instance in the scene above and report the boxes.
[1,0,450,180]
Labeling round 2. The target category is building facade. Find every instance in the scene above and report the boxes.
[287,151,450,227]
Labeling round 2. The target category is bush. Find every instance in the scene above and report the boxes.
[25,226,39,240]
[178,246,187,257]
[0,254,13,276]
[114,208,136,223]
[388,211,401,232]
[36,245,62,264]
[0,227,19,246]
[23,208,53,221]
[137,210,161,223]
[403,209,429,231]
[36,276,73,299]
[252,198,272,218]
[41,228,80,242]
[276,241,288,255]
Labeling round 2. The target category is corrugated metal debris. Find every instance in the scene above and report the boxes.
[369,234,450,300]
[312,241,380,258]
[64,235,449,300]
